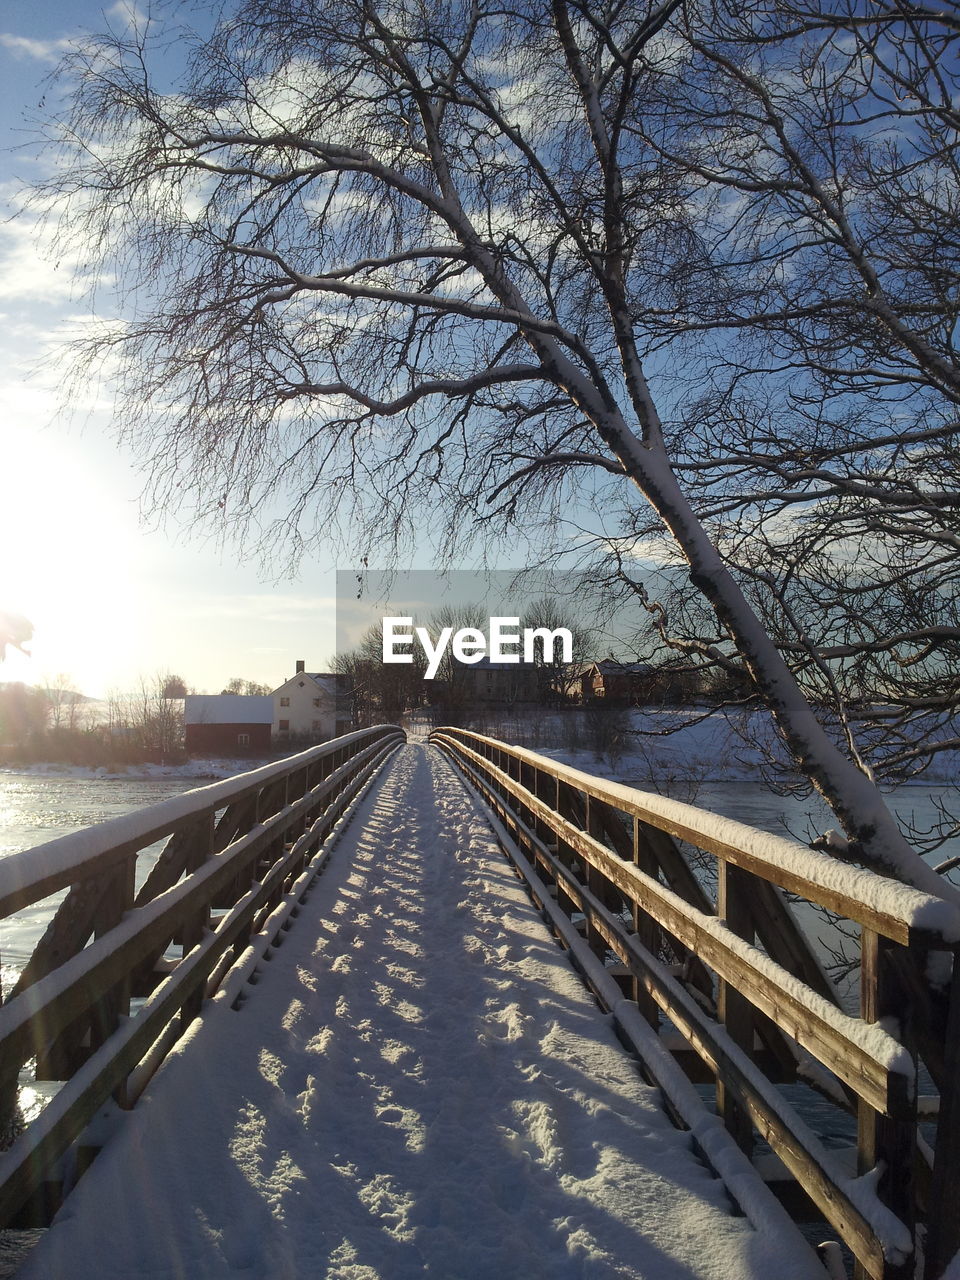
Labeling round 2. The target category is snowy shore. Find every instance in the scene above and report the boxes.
[4,706,958,790]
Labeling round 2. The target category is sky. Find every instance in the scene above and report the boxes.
[0,2,638,701]
[0,1,349,698]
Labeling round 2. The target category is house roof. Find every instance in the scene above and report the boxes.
[184,695,274,725]
[591,660,655,676]
[467,657,537,671]
[272,672,350,698]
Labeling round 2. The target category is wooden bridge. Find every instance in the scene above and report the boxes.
[1,726,959,1279]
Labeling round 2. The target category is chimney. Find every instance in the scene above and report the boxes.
[295,659,305,674]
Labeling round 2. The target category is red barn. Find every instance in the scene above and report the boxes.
[183,695,273,756]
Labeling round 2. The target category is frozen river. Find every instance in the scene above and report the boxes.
[0,773,201,994]
[0,773,204,860]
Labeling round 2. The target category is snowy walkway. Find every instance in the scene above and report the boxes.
[19,744,818,1280]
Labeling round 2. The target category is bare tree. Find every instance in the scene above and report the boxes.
[220,676,271,696]
[30,0,960,893]
[593,0,960,793]
[40,672,87,733]
[337,620,428,725]
[107,673,185,762]
[521,595,592,703]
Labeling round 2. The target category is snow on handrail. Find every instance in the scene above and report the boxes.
[0,726,404,917]
[433,727,960,945]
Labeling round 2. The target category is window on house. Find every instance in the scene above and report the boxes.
[237,733,250,747]
[280,696,290,707]
[313,697,320,707]
[279,719,289,732]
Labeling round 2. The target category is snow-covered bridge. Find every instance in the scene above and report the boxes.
[1,729,958,1279]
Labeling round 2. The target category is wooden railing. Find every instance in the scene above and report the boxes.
[430,726,960,1280]
[0,724,404,1227]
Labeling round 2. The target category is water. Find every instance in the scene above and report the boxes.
[0,774,203,859]
[694,779,960,872]
[0,773,201,996]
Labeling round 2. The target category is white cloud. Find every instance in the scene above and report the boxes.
[0,212,111,306]
[105,2,150,32]
[0,34,70,64]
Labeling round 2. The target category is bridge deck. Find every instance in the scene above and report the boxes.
[17,744,821,1279]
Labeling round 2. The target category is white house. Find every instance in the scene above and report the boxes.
[271,661,352,744]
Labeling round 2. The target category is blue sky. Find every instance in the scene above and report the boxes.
[0,2,349,697]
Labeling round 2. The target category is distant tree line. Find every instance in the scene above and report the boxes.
[0,670,275,766]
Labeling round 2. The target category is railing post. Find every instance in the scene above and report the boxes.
[631,816,660,1026]
[89,852,137,1105]
[856,929,916,1280]
[716,862,755,1154]
[179,814,216,1029]
[925,949,960,1279]
[582,796,609,963]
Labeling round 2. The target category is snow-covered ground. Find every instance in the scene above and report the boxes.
[18,743,821,1280]
[447,706,960,789]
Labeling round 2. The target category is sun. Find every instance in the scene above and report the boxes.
[0,404,144,695]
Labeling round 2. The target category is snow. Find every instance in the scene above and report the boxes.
[17,744,823,1280]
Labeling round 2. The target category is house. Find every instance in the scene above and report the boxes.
[458,656,538,704]
[582,660,656,703]
[272,661,353,744]
[183,695,273,756]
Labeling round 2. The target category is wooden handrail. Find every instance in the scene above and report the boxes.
[0,726,402,919]
[432,727,960,945]
[435,731,907,1109]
